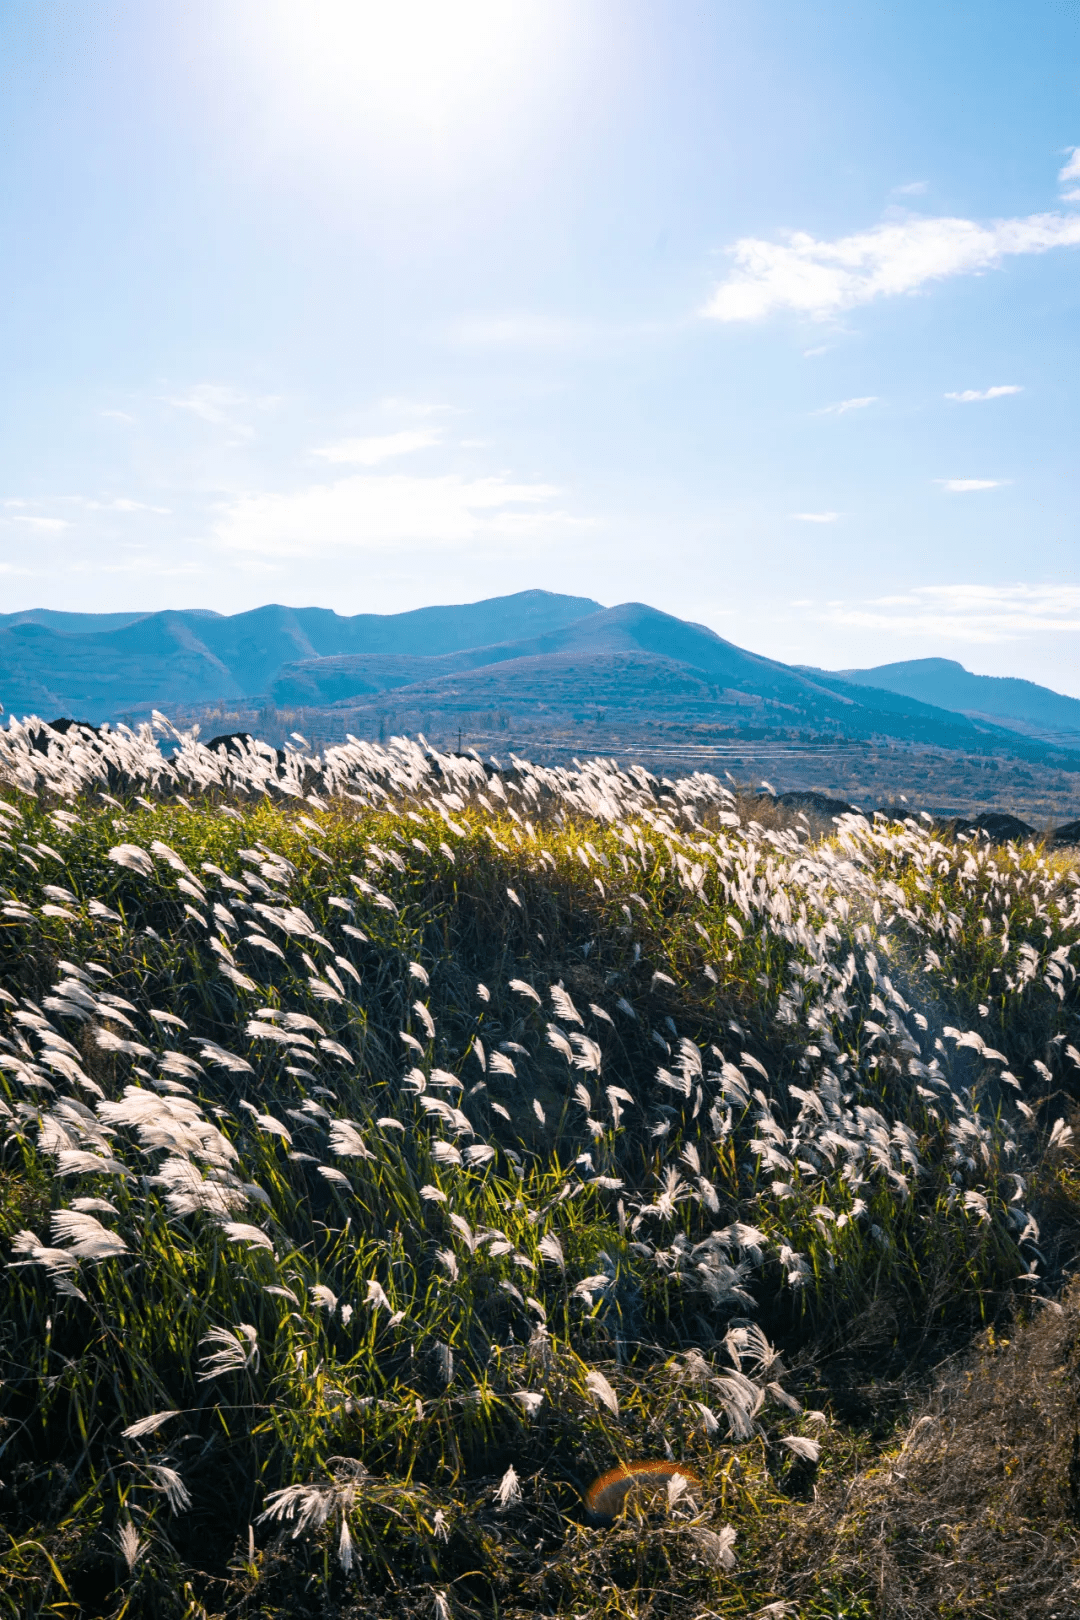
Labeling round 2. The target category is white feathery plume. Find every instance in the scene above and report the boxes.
[219,1222,276,1253]
[50,1209,129,1260]
[538,1233,564,1268]
[495,1465,522,1508]
[115,1520,145,1572]
[584,1368,619,1414]
[108,844,155,877]
[122,1410,180,1440]
[780,1435,821,1462]
[549,985,583,1025]
[146,1463,192,1512]
[198,1323,259,1380]
[412,1001,436,1039]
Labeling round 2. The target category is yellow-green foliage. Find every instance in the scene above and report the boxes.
[0,731,1077,1617]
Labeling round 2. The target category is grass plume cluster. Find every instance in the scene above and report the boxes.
[0,719,1077,1617]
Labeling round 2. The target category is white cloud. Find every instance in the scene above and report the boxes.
[100,409,135,424]
[3,495,170,523]
[791,511,839,523]
[81,498,172,515]
[8,515,69,532]
[815,396,877,416]
[703,209,1080,322]
[212,472,571,557]
[313,429,441,466]
[377,397,450,418]
[162,385,280,439]
[944,385,1023,402]
[815,583,1080,644]
[450,313,592,347]
[1059,147,1080,188]
[893,181,928,196]
[937,478,1006,492]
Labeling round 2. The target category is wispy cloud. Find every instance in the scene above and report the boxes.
[893,181,928,196]
[945,385,1023,402]
[791,511,840,523]
[450,313,594,347]
[3,495,169,522]
[1060,146,1080,201]
[7,515,69,532]
[815,583,1080,643]
[937,478,1006,492]
[212,473,574,557]
[377,398,450,418]
[81,497,171,515]
[100,409,135,424]
[161,385,279,440]
[703,204,1080,322]
[313,429,441,467]
[815,396,877,416]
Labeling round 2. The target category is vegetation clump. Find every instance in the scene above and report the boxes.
[0,718,1077,1617]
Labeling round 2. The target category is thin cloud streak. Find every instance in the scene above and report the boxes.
[815,396,877,416]
[161,385,280,440]
[313,430,442,466]
[703,202,1080,322]
[211,472,577,557]
[945,385,1022,402]
[813,583,1080,644]
[791,512,839,523]
[937,478,1006,492]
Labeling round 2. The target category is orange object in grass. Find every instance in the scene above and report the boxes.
[584,1460,702,1523]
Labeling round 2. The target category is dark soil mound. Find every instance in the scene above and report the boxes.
[945,810,1036,843]
[777,790,859,817]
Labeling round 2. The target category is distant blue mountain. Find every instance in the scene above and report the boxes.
[270,601,1035,754]
[274,602,866,709]
[0,591,602,718]
[822,656,1080,743]
[0,592,1075,765]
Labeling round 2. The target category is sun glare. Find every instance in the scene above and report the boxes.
[240,0,555,167]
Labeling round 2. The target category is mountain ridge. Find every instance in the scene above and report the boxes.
[812,655,1080,743]
[0,591,603,716]
[0,592,1076,768]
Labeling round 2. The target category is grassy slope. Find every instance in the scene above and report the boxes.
[0,762,1078,1618]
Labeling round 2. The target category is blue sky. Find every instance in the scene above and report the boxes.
[1,1,1078,690]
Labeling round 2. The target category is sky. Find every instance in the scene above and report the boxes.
[1,0,1078,691]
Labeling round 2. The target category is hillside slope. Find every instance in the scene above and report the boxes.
[828,656,1080,742]
[0,731,1077,1617]
[273,602,1027,753]
[0,590,602,718]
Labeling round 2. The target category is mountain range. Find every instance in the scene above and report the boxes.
[826,657,1080,745]
[0,591,1077,762]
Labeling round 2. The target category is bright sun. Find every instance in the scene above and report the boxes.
[240,0,555,165]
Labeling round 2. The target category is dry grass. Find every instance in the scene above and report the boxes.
[762,1285,1080,1619]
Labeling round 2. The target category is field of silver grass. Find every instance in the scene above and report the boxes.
[0,715,1077,1618]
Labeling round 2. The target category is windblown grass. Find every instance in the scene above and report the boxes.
[0,720,1077,1617]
